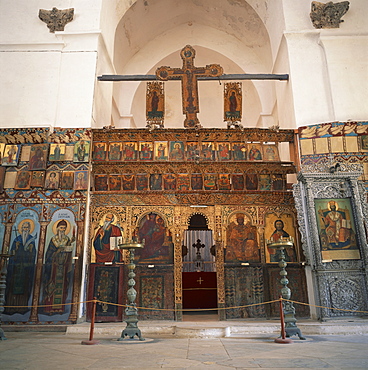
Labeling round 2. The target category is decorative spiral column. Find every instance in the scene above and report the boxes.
[118,240,145,341]
[267,237,305,340]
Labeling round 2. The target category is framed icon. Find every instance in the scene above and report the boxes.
[30,171,45,187]
[29,144,48,170]
[61,171,74,189]
[2,144,21,166]
[74,170,88,190]
[45,171,60,190]
[14,171,31,190]
[94,174,108,191]
[74,140,90,162]
[49,143,66,161]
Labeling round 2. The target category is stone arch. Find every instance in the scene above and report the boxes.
[106,0,277,129]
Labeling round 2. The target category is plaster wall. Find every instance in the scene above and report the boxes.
[1,0,367,132]
[0,51,61,127]
[285,31,333,127]
[273,37,295,128]
[0,0,102,128]
[282,0,368,127]
[320,34,368,121]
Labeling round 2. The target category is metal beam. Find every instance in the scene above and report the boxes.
[97,73,289,82]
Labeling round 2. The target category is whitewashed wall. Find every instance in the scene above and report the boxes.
[0,0,367,129]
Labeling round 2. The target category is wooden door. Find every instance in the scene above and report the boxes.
[182,271,217,309]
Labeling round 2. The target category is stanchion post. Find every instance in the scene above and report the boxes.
[81,298,100,345]
[274,296,293,344]
[279,297,286,339]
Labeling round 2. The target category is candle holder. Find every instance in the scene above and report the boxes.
[0,252,14,341]
[267,237,305,340]
[117,239,145,341]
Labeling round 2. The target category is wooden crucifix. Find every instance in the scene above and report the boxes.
[156,45,223,129]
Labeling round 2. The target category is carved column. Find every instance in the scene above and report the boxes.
[29,221,49,322]
[173,227,183,321]
[215,210,226,320]
[349,179,368,262]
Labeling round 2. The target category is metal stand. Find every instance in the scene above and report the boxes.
[267,238,305,340]
[118,242,145,341]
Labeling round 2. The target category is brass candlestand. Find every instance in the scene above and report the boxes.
[0,253,14,341]
[118,239,145,341]
[267,237,305,340]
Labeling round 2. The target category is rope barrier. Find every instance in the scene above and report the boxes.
[286,299,368,314]
[3,298,368,314]
[3,297,368,346]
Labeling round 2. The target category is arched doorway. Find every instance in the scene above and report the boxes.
[182,214,218,320]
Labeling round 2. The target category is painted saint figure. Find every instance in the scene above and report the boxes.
[170,142,184,160]
[42,219,75,314]
[123,142,137,161]
[268,219,296,262]
[157,143,166,160]
[76,141,87,162]
[15,171,31,189]
[2,144,18,166]
[248,145,262,161]
[5,221,37,314]
[53,144,61,161]
[321,201,352,248]
[109,143,121,161]
[45,172,59,189]
[229,91,237,113]
[137,213,167,260]
[264,146,277,161]
[225,88,241,121]
[151,91,159,112]
[74,171,88,190]
[93,213,123,263]
[29,148,46,170]
[225,213,259,262]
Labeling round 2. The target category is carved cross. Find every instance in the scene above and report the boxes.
[192,239,205,260]
[156,45,223,129]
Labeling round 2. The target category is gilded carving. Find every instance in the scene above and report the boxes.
[92,161,295,175]
[88,127,302,319]
[92,128,295,144]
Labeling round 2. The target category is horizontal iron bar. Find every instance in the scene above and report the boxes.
[97,73,289,82]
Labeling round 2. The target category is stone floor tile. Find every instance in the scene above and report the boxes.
[253,358,334,368]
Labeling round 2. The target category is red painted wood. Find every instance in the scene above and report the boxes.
[182,272,217,309]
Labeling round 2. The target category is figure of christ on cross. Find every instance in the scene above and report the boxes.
[156,45,223,128]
